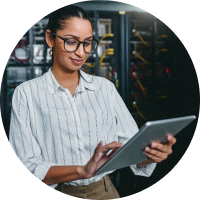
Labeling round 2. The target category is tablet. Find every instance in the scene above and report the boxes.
[95,115,196,175]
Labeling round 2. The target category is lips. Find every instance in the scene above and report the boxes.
[71,58,83,62]
[70,58,83,65]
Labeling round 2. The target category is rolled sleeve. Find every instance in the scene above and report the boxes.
[9,86,57,182]
[130,163,156,177]
[112,83,156,177]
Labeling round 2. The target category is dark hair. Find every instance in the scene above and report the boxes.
[47,5,91,38]
[47,5,91,65]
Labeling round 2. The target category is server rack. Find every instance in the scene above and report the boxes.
[127,12,171,127]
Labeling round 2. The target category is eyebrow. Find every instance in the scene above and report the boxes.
[64,34,93,40]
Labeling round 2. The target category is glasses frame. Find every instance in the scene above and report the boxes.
[51,32,99,54]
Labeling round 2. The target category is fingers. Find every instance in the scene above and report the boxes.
[95,141,103,152]
[93,141,122,159]
[107,149,118,160]
[92,141,105,163]
[143,146,168,161]
[143,151,163,163]
[143,135,177,163]
[167,135,176,147]
[101,141,123,153]
[150,142,172,154]
[148,135,176,154]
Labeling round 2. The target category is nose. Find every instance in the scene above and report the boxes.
[74,42,85,57]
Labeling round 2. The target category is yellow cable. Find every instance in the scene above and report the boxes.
[106,48,114,55]
[133,49,167,63]
[84,63,95,67]
[98,34,114,69]
[99,52,106,69]
[158,95,167,98]
[132,51,150,64]
[136,32,151,46]
[133,101,148,121]
[133,72,148,98]
[99,33,114,43]
[99,48,114,69]
[156,49,168,55]
[84,48,114,69]
[138,55,150,64]
[132,31,168,47]
[156,35,168,41]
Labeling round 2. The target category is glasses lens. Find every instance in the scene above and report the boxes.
[84,40,97,53]
[64,39,98,53]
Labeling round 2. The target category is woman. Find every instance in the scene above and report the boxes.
[9,5,176,199]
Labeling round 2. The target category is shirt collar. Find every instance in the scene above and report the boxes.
[44,67,95,95]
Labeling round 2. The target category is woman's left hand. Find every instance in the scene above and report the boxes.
[143,135,176,164]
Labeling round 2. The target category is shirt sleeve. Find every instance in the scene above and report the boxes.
[111,83,156,177]
[9,85,57,182]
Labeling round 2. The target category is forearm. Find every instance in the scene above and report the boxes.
[136,159,153,168]
[42,165,84,185]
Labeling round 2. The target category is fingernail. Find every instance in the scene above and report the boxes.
[151,143,156,148]
[145,147,150,151]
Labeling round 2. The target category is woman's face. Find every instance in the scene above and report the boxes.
[47,17,93,72]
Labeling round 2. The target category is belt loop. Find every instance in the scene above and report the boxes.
[103,176,108,192]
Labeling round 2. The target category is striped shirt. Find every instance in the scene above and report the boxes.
[9,67,156,188]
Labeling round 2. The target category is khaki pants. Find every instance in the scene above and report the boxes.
[55,175,120,199]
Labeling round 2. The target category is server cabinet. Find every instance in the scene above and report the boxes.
[127,12,171,127]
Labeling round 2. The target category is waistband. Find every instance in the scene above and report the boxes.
[55,175,112,198]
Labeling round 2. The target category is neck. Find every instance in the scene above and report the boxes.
[51,65,80,89]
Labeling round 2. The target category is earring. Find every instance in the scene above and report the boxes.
[49,48,52,57]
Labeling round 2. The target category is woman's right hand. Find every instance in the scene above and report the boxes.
[79,141,123,179]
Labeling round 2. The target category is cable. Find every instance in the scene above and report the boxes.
[132,72,148,98]
[130,33,168,122]
[136,32,151,46]
[99,33,114,43]
[99,52,106,69]
[84,48,114,70]
[156,49,167,55]
[84,48,114,73]
[137,55,150,64]
[132,51,150,64]
[133,101,148,121]
[84,33,114,68]
[133,48,168,63]
[83,63,95,68]
[156,35,168,41]
[99,48,114,69]
[130,63,148,80]
[99,33,114,68]
[105,48,114,56]
[132,30,168,44]
[157,95,167,98]
[132,29,151,46]
[130,63,148,98]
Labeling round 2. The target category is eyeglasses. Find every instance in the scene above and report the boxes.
[51,32,99,54]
